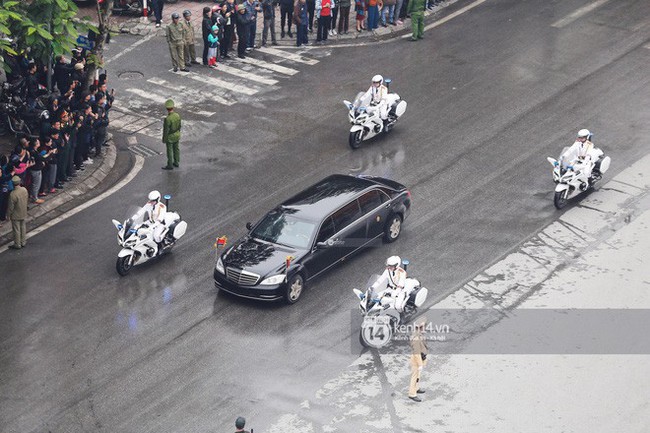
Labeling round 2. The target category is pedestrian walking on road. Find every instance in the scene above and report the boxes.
[183,10,200,67]
[162,99,181,170]
[408,317,428,402]
[166,13,188,72]
[407,0,425,40]
[8,175,28,250]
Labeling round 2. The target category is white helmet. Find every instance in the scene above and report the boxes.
[577,129,591,139]
[386,255,401,267]
[372,74,383,85]
[148,190,161,202]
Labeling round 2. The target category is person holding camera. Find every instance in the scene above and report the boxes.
[408,316,428,402]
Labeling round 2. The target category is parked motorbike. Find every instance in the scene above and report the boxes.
[343,79,407,149]
[353,262,428,348]
[112,0,151,15]
[547,147,611,209]
[111,195,188,276]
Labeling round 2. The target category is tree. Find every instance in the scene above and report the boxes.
[84,0,112,91]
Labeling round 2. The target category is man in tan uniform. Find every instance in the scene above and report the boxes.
[182,10,200,67]
[408,317,428,402]
[8,176,28,250]
[166,12,188,72]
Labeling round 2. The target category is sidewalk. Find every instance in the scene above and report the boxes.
[82,0,458,42]
[263,153,650,432]
[0,136,117,247]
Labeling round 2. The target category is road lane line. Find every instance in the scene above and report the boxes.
[0,155,145,255]
[105,32,158,65]
[126,88,180,106]
[147,77,233,108]
[551,0,611,28]
[401,0,488,38]
[234,56,300,75]
[183,71,258,95]
[256,46,319,65]
[212,63,279,85]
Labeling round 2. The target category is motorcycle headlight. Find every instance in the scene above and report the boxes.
[260,274,286,285]
[215,256,225,274]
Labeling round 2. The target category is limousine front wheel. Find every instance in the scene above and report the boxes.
[285,274,305,304]
[384,214,402,243]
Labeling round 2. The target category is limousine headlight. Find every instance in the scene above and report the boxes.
[215,257,225,274]
[260,274,287,285]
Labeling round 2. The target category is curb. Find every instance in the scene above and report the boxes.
[0,137,117,246]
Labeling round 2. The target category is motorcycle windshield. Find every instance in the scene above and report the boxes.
[352,92,367,109]
[366,274,386,297]
[124,206,149,229]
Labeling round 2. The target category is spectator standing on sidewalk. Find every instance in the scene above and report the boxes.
[279,0,294,38]
[28,139,45,204]
[261,0,278,46]
[394,0,405,24]
[245,0,262,50]
[207,25,220,68]
[151,0,164,27]
[338,0,351,34]
[367,0,380,30]
[162,99,181,170]
[408,317,428,402]
[235,4,250,59]
[7,175,28,250]
[182,10,200,67]
[315,0,334,43]
[381,0,396,26]
[307,0,316,33]
[294,0,309,46]
[355,0,366,31]
[166,13,188,72]
[202,7,213,65]
[407,0,425,41]
[93,95,109,157]
[0,155,15,223]
[330,0,339,35]
[220,1,235,59]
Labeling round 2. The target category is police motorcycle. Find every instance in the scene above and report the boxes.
[546,132,611,210]
[353,259,428,348]
[343,77,407,150]
[111,194,187,276]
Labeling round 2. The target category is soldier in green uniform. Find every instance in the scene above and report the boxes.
[407,0,426,41]
[182,10,200,67]
[166,12,188,72]
[162,99,182,170]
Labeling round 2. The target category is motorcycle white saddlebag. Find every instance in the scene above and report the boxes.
[414,287,428,307]
[173,221,188,239]
[395,101,407,117]
[600,156,611,173]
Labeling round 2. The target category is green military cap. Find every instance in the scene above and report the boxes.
[12,176,21,184]
[165,99,175,109]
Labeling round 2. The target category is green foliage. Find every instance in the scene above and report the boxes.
[1,0,93,74]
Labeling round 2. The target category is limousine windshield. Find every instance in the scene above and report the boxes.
[251,208,317,249]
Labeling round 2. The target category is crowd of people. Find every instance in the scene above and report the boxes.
[161,0,444,67]
[0,49,115,229]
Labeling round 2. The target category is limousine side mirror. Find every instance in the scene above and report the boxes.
[246,222,253,231]
[316,241,330,249]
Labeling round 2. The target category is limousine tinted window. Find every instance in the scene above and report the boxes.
[358,190,384,214]
[332,200,362,232]
[316,216,336,243]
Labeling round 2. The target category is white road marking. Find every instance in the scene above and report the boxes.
[551,0,611,28]
[147,77,233,108]
[183,71,258,96]
[401,0,488,38]
[105,32,158,64]
[126,88,181,106]
[234,56,299,75]
[0,155,145,255]
[212,63,279,85]
[256,46,319,65]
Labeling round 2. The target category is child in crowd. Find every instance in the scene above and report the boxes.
[208,25,220,68]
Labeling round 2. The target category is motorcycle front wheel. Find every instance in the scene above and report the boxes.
[349,130,363,149]
[554,190,569,210]
[116,255,134,276]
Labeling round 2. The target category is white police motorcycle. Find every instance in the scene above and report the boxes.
[353,260,428,348]
[111,195,188,276]
[343,78,407,149]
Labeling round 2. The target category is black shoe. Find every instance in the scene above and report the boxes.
[66,177,73,181]
[172,163,179,168]
[223,54,231,59]
[417,389,425,394]
[8,244,21,250]
[288,31,293,37]
[180,68,190,72]
[281,30,285,38]
[162,166,173,170]
[409,396,422,402]
[238,54,245,59]
[54,184,64,189]
[173,67,178,72]
[191,60,200,64]
[70,173,78,177]
[272,41,278,45]
[185,62,192,67]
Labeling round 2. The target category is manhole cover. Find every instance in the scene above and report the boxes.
[118,71,144,79]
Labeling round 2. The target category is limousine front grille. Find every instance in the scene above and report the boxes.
[225,267,260,286]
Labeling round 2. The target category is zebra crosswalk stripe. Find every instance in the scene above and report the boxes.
[213,63,279,86]
[256,47,319,65]
[147,77,232,109]
[126,88,180,106]
[234,56,299,76]
[183,71,259,96]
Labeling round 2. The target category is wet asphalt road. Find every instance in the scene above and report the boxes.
[1,0,650,431]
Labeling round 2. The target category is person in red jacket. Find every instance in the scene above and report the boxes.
[316,0,335,42]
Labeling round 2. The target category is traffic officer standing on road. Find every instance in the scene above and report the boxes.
[8,176,28,250]
[182,10,200,67]
[408,316,428,402]
[162,99,182,170]
[166,12,188,72]
[407,0,426,41]
[235,416,250,433]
